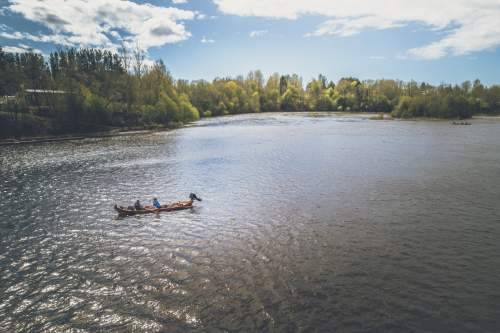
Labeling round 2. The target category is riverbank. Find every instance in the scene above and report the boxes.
[0,124,181,146]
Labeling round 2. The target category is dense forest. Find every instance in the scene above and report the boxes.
[1,46,500,138]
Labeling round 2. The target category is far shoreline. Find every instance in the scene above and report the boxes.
[2,112,499,146]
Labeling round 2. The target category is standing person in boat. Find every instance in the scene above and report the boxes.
[134,200,143,210]
[152,198,161,209]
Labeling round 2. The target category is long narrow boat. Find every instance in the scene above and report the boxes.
[115,193,201,217]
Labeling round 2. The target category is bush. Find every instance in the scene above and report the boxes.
[392,95,475,119]
[180,101,200,122]
[0,111,51,137]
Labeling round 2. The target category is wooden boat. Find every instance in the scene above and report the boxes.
[115,193,201,217]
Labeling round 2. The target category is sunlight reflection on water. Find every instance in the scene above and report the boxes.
[1,113,500,332]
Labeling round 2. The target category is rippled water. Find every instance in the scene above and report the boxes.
[1,113,500,332]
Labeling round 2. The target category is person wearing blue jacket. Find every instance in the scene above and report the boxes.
[152,198,161,209]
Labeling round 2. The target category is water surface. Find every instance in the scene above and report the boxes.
[1,113,500,332]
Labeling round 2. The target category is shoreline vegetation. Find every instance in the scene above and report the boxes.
[1,46,499,139]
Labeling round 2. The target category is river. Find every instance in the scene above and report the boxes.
[1,113,500,332]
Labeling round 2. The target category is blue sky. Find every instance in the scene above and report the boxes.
[1,0,500,85]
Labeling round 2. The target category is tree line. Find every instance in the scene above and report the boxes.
[1,46,499,138]
[182,73,500,119]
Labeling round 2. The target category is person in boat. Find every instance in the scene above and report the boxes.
[152,198,161,209]
[189,193,202,203]
[134,200,143,210]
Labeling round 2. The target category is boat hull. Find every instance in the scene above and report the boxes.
[114,201,194,216]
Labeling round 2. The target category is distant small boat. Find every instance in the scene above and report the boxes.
[452,121,471,125]
[115,193,202,217]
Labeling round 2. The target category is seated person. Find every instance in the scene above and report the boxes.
[152,198,161,209]
[134,200,143,210]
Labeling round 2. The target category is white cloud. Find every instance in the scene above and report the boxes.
[249,29,268,38]
[3,0,197,52]
[201,36,215,43]
[172,0,188,4]
[305,17,404,38]
[109,31,121,39]
[0,29,72,46]
[2,44,42,54]
[213,0,500,59]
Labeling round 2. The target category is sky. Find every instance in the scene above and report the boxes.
[1,0,500,85]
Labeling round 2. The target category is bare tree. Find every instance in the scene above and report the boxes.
[132,43,145,78]
[119,42,130,73]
